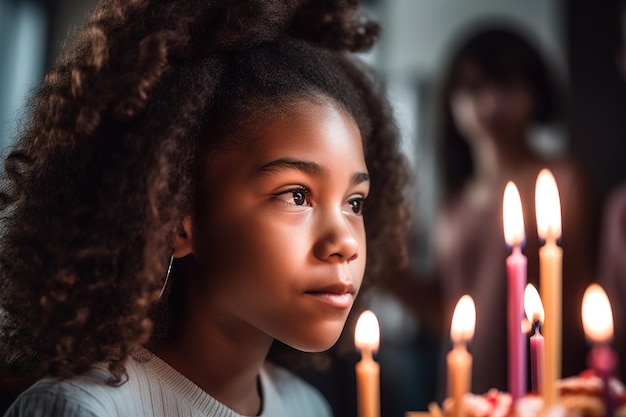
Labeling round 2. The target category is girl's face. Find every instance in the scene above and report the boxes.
[450,62,535,145]
[189,99,368,352]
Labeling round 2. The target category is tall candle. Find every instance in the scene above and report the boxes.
[582,284,619,417]
[503,181,528,400]
[355,310,380,417]
[535,169,562,408]
[447,295,476,417]
[524,283,545,394]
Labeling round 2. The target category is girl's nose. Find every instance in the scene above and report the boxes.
[313,212,360,263]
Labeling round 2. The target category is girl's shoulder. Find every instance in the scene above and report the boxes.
[4,350,162,417]
[260,362,333,417]
[3,366,133,417]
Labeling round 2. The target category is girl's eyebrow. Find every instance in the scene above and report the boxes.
[352,171,370,185]
[253,157,370,185]
[254,158,326,177]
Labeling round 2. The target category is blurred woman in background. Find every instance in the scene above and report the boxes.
[433,24,597,395]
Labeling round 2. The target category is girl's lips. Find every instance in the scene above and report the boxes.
[307,281,356,295]
[305,291,354,309]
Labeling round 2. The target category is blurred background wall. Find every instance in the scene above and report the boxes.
[3,0,623,258]
[1,0,625,415]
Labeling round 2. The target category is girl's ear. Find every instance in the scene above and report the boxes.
[173,216,193,258]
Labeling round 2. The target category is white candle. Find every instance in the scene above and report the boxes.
[355,310,380,417]
[535,169,562,408]
[447,295,476,417]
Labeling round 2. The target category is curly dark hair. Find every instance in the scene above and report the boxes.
[436,23,561,196]
[0,0,410,385]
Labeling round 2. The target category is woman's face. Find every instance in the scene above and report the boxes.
[450,62,535,145]
[188,99,369,352]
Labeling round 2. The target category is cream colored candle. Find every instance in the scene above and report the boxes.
[535,169,562,408]
[355,310,380,417]
[447,295,476,417]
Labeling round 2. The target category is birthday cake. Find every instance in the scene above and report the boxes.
[557,370,626,417]
[423,370,626,417]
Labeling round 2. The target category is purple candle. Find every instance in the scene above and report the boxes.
[582,284,619,417]
[503,182,528,400]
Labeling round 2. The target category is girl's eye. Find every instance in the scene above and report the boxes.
[348,198,366,214]
[290,190,307,206]
[275,188,312,207]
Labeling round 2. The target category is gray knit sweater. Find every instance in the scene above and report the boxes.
[4,348,332,417]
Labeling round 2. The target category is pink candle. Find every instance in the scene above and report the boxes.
[503,182,527,400]
[530,328,545,393]
[524,283,545,394]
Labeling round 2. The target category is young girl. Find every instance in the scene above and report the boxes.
[0,0,410,416]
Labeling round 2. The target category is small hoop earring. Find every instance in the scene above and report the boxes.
[159,253,175,299]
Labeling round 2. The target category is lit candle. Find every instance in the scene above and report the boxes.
[582,284,619,417]
[355,310,380,417]
[524,283,545,394]
[448,295,476,417]
[535,169,562,408]
[503,181,528,400]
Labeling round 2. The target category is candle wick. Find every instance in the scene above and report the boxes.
[453,341,466,351]
[544,232,559,246]
[360,347,373,361]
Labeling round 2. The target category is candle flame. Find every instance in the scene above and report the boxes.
[524,283,544,324]
[535,169,562,240]
[582,284,614,343]
[355,310,380,351]
[450,295,476,344]
[503,181,525,246]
